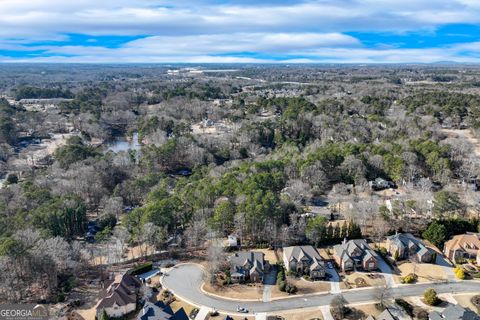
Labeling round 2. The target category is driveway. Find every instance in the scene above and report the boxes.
[325,267,341,293]
[377,258,396,288]
[436,254,456,282]
[162,264,480,314]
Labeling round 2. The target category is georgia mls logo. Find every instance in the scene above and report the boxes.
[0,304,49,320]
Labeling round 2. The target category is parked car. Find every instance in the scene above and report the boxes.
[236,306,248,313]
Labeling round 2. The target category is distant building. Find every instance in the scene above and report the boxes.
[282,246,326,279]
[226,234,239,248]
[443,232,480,264]
[429,304,480,320]
[137,301,188,320]
[333,239,379,272]
[386,233,434,263]
[369,178,396,191]
[229,251,269,283]
[95,274,142,318]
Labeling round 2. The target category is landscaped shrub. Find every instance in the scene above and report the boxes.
[127,262,153,276]
[454,266,465,280]
[278,281,286,292]
[423,288,439,306]
[285,283,298,294]
[402,274,417,284]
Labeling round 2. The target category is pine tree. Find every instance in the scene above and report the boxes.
[340,221,348,239]
[326,224,334,244]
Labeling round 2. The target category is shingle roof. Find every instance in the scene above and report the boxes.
[387,233,430,256]
[334,239,378,264]
[429,304,480,320]
[444,233,480,252]
[283,245,322,262]
[138,301,189,320]
[96,274,141,310]
[230,251,265,274]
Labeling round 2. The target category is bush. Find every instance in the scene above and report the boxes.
[423,288,439,306]
[454,267,465,280]
[278,281,286,292]
[402,274,417,284]
[285,283,297,294]
[127,262,153,276]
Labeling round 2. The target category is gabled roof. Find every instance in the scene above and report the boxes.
[444,233,480,252]
[230,251,265,271]
[96,274,141,310]
[283,246,322,262]
[429,304,480,320]
[387,233,428,254]
[377,308,397,320]
[138,301,189,320]
[334,239,378,262]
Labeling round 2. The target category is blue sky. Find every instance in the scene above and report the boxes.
[1,0,480,63]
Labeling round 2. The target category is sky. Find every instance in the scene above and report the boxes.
[1,0,480,63]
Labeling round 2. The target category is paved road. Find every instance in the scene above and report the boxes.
[162,264,480,314]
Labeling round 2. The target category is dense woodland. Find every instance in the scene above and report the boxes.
[0,65,480,303]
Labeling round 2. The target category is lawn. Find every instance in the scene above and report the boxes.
[286,276,331,295]
[203,282,263,300]
[273,307,324,320]
[342,272,386,289]
[393,262,447,284]
[452,294,480,313]
[255,248,282,264]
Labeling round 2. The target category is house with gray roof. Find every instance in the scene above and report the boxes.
[429,304,480,320]
[282,246,326,279]
[137,301,188,320]
[229,251,268,283]
[333,239,379,272]
[95,273,142,318]
[386,232,434,263]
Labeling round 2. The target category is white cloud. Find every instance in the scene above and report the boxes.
[1,0,480,63]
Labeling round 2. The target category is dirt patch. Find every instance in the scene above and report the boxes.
[394,263,447,284]
[203,282,263,300]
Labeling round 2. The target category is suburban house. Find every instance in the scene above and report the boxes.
[282,246,326,279]
[386,232,434,262]
[429,304,480,320]
[369,178,396,191]
[229,251,269,283]
[137,301,188,320]
[443,232,480,263]
[333,239,379,272]
[95,273,142,318]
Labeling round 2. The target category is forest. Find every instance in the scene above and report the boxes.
[0,64,479,303]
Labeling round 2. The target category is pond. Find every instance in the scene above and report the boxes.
[105,132,142,153]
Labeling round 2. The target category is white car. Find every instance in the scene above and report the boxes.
[236,306,248,313]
